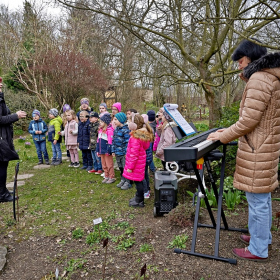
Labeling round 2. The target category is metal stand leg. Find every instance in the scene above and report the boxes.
[174,144,248,264]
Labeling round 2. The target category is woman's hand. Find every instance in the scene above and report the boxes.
[207,129,225,141]
[16,111,27,119]
[127,169,132,173]
[53,140,57,145]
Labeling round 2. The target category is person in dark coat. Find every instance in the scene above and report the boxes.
[0,77,26,203]
[77,110,93,171]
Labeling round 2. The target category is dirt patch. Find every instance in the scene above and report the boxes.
[0,188,280,280]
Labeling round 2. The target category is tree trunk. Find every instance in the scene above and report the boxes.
[205,88,222,128]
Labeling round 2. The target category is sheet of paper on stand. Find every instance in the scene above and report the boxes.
[163,103,195,136]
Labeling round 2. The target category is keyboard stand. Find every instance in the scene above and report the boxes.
[174,144,248,264]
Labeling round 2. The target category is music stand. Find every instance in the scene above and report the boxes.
[174,143,248,264]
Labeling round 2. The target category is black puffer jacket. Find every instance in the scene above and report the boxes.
[0,92,19,161]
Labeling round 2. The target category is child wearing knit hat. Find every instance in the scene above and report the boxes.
[99,103,109,117]
[112,112,131,189]
[28,109,50,165]
[96,113,115,183]
[147,110,156,134]
[111,102,122,116]
[48,108,63,165]
[77,97,93,121]
[88,112,103,174]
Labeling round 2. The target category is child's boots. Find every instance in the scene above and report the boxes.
[129,196,144,207]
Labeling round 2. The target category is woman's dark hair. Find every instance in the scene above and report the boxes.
[232,38,267,62]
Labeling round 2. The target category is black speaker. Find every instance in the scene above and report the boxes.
[154,171,178,217]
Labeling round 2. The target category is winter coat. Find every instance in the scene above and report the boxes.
[60,120,78,146]
[146,142,153,164]
[155,121,177,161]
[89,121,100,150]
[28,118,48,142]
[123,128,152,182]
[0,92,19,161]
[149,121,157,134]
[96,124,114,155]
[112,124,130,156]
[77,119,91,150]
[48,116,63,142]
[219,52,280,193]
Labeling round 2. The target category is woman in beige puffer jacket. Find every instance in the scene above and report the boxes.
[208,40,280,261]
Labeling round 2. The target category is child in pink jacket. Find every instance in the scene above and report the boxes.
[123,113,154,207]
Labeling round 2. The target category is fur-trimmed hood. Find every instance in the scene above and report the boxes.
[244,52,280,79]
[130,127,153,142]
[163,121,177,130]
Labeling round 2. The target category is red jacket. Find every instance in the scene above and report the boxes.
[123,128,152,182]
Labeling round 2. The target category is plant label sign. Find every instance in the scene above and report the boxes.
[93,217,102,225]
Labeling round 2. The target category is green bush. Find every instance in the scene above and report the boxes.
[218,102,240,128]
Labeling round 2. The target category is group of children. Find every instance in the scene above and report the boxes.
[28,99,177,207]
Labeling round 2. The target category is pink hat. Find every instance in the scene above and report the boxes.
[141,114,149,124]
[112,102,121,112]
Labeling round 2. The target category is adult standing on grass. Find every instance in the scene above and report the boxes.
[0,76,26,203]
[207,39,280,262]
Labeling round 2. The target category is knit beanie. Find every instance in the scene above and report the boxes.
[163,110,172,121]
[115,112,127,124]
[80,98,89,105]
[112,102,121,112]
[99,102,107,109]
[49,108,58,117]
[100,113,111,125]
[147,110,156,122]
[32,109,40,118]
[63,104,71,112]
[0,77,2,82]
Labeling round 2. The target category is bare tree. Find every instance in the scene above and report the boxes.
[57,0,280,126]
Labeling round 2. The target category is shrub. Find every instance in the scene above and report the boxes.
[218,102,240,128]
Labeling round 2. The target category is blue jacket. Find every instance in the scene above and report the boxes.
[28,118,48,142]
[146,142,153,164]
[77,120,91,150]
[111,124,130,156]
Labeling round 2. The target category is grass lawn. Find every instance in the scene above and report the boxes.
[1,135,147,237]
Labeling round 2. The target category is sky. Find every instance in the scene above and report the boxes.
[0,0,63,15]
